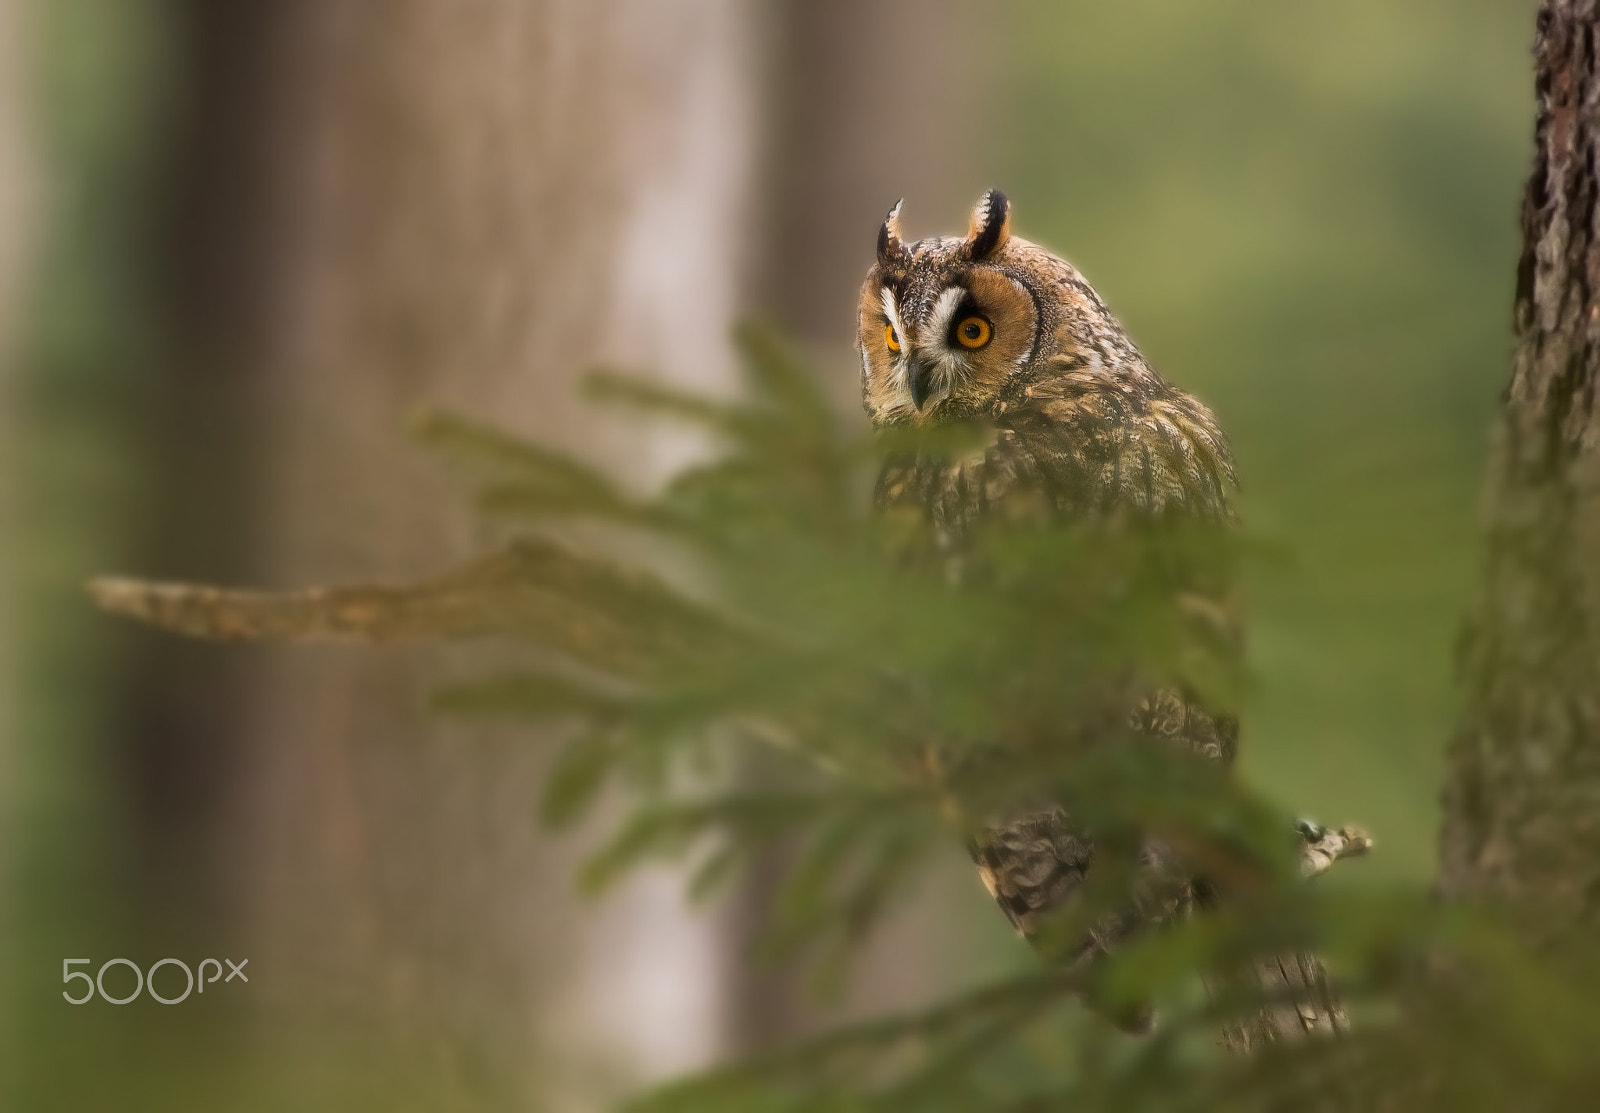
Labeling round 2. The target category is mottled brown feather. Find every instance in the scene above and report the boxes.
[858,198,1241,969]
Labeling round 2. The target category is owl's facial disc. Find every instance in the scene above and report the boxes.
[858,245,1038,426]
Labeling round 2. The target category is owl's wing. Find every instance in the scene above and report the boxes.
[1004,365,1238,522]
[886,368,1245,977]
[967,803,1199,1034]
[968,808,1091,940]
[967,693,1238,957]
[876,365,1237,540]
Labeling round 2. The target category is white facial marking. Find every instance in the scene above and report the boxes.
[1002,275,1034,374]
[928,286,965,341]
[913,286,969,408]
[879,287,905,348]
[878,287,913,403]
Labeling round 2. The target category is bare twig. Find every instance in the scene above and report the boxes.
[1300,823,1373,878]
[1216,820,1373,1053]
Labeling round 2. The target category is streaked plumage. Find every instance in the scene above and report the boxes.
[857,190,1239,956]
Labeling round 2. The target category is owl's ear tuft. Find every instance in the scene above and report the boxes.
[877,200,911,270]
[964,189,1011,261]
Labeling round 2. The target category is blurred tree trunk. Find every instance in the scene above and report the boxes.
[134,2,760,1108]
[731,0,993,1053]
[125,0,1000,1100]
[758,0,985,358]
[1439,0,1600,929]
[0,0,29,1065]
[0,0,24,351]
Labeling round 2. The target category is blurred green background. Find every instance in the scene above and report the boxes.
[2,0,1533,1108]
[997,0,1530,884]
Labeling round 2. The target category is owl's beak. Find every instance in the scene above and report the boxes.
[907,355,935,411]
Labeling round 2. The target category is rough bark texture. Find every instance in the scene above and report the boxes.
[1439,0,1600,922]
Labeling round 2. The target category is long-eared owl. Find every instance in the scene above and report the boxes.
[857,190,1240,960]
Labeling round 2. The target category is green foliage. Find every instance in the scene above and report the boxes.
[416,325,1600,1109]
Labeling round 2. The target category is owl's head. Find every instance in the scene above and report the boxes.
[858,190,1137,428]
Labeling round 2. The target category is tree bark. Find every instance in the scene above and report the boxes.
[1439,0,1600,927]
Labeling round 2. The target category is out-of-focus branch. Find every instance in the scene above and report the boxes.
[1300,822,1373,878]
[87,538,740,677]
[1216,820,1372,1053]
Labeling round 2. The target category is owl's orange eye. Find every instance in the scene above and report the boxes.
[955,315,992,350]
[885,324,901,352]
